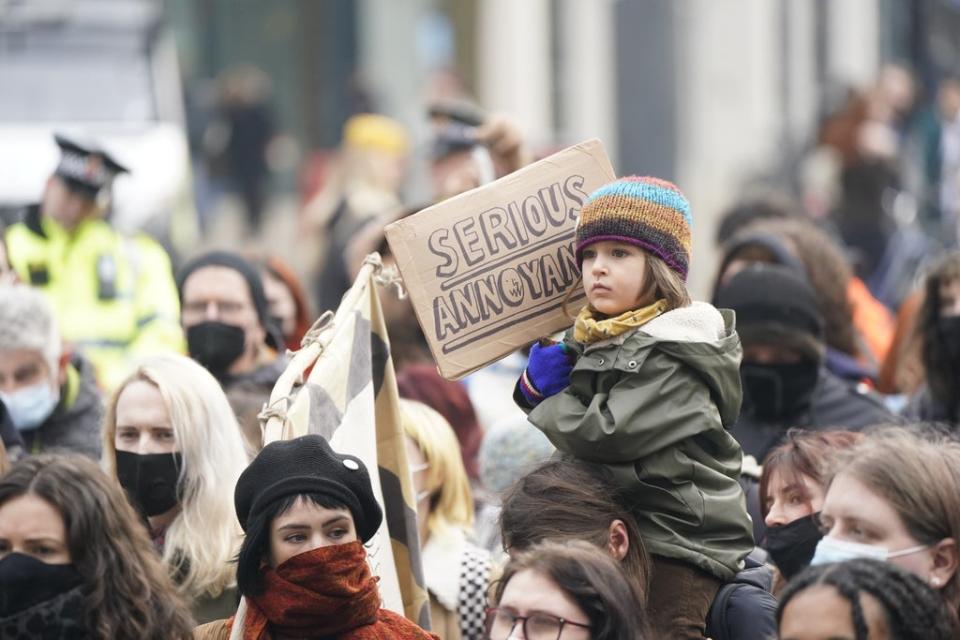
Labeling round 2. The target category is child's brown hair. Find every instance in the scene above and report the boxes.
[562,252,691,319]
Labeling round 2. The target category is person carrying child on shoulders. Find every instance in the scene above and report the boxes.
[514,176,755,639]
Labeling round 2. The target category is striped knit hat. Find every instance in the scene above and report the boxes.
[575,176,693,280]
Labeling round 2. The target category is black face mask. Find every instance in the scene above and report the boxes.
[741,361,819,421]
[940,316,960,364]
[115,450,183,517]
[0,552,83,618]
[763,512,824,580]
[186,321,246,376]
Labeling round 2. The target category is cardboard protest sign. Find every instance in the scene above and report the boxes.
[385,139,615,380]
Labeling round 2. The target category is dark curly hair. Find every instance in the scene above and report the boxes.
[918,251,960,420]
[778,558,958,639]
[0,454,195,639]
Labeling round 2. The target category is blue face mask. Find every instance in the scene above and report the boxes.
[0,381,60,431]
[810,536,930,566]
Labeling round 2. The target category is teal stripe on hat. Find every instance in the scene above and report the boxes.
[585,180,693,227]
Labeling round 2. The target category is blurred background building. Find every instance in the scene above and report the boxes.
[4,0,960,296]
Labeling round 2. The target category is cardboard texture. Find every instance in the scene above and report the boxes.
[385,139,616,379]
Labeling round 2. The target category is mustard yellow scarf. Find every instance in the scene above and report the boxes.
[573,299,668,344]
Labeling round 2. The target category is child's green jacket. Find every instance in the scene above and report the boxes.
[523,302,755,580]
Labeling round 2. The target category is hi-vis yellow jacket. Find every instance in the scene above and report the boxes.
[6,206,185,389]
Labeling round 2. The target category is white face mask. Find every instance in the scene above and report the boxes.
[409,461,432,504]
[810,536,930,566]
[0,381,60,431]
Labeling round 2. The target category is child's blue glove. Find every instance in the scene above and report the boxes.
[519,341,574,406]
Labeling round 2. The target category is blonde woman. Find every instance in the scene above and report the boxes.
[103,354,248,623]
[400,398,491,640]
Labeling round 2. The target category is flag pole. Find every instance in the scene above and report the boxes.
[259,254,383,446]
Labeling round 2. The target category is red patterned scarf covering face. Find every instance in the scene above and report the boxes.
[242,541,380,639]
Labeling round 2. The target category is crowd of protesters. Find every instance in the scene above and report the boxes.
[3,62,960,640]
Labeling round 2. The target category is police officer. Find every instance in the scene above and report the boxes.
[5,134,184,389]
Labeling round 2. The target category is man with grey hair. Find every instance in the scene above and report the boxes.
[0,285,103,459]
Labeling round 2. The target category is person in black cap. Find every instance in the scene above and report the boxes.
[715,264,892,463]
[4,133,184,389]
[177,250,287,448]
[194,434,438,639]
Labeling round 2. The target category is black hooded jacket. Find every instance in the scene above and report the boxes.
[732,367,894,461]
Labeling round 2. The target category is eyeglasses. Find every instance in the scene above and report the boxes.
[486,607,591,640]
[182,299,248,321]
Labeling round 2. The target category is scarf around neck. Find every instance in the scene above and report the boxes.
[0,584,89,639]
[242,541,380,640]
[574,299,667,344]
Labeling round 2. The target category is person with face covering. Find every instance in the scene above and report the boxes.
[194,434,439,640]
[177,250,286,442]
[103,354,249,623]
[758,429,864,592]
[714,264,892,462]
[714,219,894,384]
[0,285,103,461]
[400,399,491,640]
[4,134,185,391]
[0,454,195,639]
[904,251,960,425]
[810,427,960,622]
[259,256,312,353]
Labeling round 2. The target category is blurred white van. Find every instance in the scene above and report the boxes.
[0,0,197,251]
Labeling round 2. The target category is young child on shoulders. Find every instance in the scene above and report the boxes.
[514,176,754,639]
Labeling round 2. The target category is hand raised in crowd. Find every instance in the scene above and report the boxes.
[474,113,530,176]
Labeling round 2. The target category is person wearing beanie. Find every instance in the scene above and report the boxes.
[194,434,439,640]
[177,250,287,449]
[513,176,754,639]
[713,218,895,384]
[715,263,892,463]
[0,285,103,461]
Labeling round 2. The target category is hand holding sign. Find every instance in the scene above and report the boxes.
[385,139,615,380]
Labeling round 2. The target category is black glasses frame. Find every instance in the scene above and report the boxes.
[485,606,591,640]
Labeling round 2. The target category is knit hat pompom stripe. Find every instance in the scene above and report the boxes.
[584,178,693,228]
[579,196,692,252]
[576,176,693,281]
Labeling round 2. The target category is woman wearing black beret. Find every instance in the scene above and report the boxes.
[195,434,438,640]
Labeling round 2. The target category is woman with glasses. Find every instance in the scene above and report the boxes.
[488,540,650,640]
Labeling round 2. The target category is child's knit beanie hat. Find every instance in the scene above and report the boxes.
[575,176,693,281]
